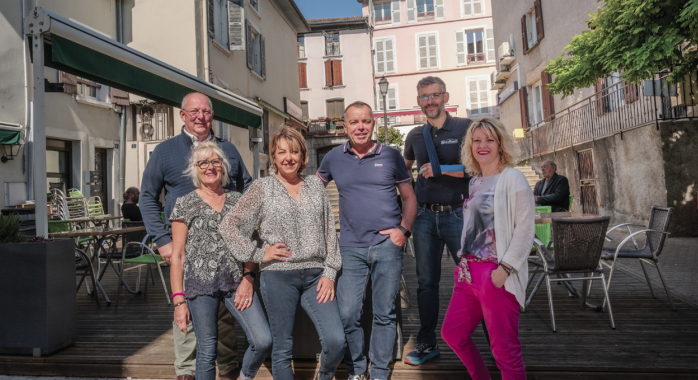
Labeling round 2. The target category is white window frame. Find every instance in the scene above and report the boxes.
[213,0,229,50]
[324,31,342,57]
[248,20,263,78]
[526,6,538,48]
[413,0,444,21]
[528,82,544,125]
[248,0,261,18]
[461,0,485,18]
[298,36,306,59]
[373,0,392,25]
[415,31,440,71]
[463,27,485,65]
[376,83,399,111]
[374,36,397,74]
[466,76,491,117]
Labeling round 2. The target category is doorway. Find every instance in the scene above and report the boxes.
[577,149,599,215]
[93,148,108,214]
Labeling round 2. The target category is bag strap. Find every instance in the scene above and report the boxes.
[423,124,443,177]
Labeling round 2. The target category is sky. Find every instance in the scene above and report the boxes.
[295,0,363,20]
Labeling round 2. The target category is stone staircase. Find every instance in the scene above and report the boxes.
[516,165,541,190]
[324,180,341,229]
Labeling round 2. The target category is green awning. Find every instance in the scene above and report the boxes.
[0,130,20,145]
[43,34,261,129]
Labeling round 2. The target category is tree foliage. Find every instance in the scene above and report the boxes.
[375,125,406,148]
[546,0,698,97]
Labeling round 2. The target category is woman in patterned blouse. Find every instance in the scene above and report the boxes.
[219,128,344,380]
[170,141,272,380]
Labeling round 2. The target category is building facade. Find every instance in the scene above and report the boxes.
[491,0,698,236]
[361,0,499,136]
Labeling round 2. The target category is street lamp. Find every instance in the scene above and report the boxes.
[378,76,389,145]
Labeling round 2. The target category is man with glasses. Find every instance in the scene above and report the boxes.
[403,76,472,365]
[140,92,253,380]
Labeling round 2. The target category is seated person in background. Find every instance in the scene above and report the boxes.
[533,160,570,212]
[121,187,143,221]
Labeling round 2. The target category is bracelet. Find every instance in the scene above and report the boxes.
[499,263,513,276]
[171,292,186,298]
[174,301,187,308]
[243,272,256,279]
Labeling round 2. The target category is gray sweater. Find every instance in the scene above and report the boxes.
[219,174,342,281]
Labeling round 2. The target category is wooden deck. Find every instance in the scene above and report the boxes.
[2,251,698,379]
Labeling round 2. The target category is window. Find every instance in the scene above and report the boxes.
[298,36,305,58]
[376,84,398,111]
[46,138,72,192]
[467,77,490,116]
[462,0,483,17]
[528,83,544,125]
[327,99,344,118]
[324,59,343,87]
[325,32,340,56]
[213,0,229,48]
[465,30,485,63]
[525,8,538,48]
[375,37,396,74]
[245,20,265,79]
[374,0,392,24]
[249,0,259,13]
[217,121,229,141]
[406,0,443,22]
[77,77,100,98]
[521,0,544,54]
[457,29,494,65]
[298,62,308,88]
[417,32,439,70]
[301,101,309,119]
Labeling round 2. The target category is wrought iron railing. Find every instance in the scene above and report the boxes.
[517,70,697,159]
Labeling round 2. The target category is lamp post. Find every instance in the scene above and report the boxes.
[378,76,389,145]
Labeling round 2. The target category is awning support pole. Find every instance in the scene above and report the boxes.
[27,9,49,237]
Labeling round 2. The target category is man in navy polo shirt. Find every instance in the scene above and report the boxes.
[403,76,473,365]
[317,101,417,380]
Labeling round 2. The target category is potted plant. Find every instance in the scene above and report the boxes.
[0,214,77,356]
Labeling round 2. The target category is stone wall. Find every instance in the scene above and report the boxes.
[660,121,698,237]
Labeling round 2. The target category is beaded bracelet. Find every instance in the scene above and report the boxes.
[499,263,513,276]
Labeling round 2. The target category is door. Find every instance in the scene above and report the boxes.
[577,149,598,215]
[94,148,108,214]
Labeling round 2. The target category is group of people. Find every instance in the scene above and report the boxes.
[138,75,538,380]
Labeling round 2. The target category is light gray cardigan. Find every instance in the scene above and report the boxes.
[493,167,536,308]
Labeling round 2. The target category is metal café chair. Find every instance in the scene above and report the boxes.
[527,216,615,332]
[600,206,675,310]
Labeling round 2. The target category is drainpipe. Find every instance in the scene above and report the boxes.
[118,106,126,198]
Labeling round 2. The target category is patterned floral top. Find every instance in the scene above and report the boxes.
[170,190,243,298]
[219,174,342,281]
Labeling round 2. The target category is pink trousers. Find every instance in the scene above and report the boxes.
[441,262,526,380]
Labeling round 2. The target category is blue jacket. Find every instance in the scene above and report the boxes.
[140,128,252,248]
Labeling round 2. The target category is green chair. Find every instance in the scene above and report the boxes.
[569,195,574,211]
[533,206,553,251]
[115,222,170,307]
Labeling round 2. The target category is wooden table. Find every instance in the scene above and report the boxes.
[50,226,147,305]
[535,212,598,224]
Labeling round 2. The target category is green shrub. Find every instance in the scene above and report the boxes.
[0,213,28,243]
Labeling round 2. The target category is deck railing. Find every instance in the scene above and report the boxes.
[517,70,697,159]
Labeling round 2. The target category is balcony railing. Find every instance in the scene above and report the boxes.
[516,70,697,160]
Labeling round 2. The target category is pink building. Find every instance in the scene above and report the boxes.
[361,0,498,132]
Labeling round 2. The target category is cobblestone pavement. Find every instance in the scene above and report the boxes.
[605,234,698,307]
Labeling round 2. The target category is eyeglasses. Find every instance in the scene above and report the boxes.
[197,158,223,169]
[419,92,445,102]
[183,108,213,118]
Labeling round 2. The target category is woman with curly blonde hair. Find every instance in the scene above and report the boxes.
[441,117,534,380]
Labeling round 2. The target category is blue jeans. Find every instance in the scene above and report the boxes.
[337,237,404,380]
[187,291,272,380]
[260,268,345,380]
[412,206,463,346]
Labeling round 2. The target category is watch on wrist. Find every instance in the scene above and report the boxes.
[398,226,411,239]
[243,271,256,279]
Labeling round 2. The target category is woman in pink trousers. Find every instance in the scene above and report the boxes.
[441,117,534,380]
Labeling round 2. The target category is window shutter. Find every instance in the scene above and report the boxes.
[388,88,396,109]
[109,87,130,106]
[385,39,394,72]
[406,0,416,23]
[462,0,472,16]
[376,40,385,73]
[595,78,606,116]
[428,34,438,68]
[376,87,383,110]
[245,20,253,69]
[521,15,529,55]
[479,79,489,114]
[540,71,555,119]
[325,60,333,87]
[534,0,544,41]
[435,0,444,19]
[418,35,428,69]
[228,0,244,50]
[485,28,495,62]
[519,87,529,129]
[332,60,343,86]
[391,0,401,24]
[298,62,307,88]
[59,71,78,94]
[473,0,482,14]
[455,31,466,65]
[207,0,215,38]
[260,34,266,79]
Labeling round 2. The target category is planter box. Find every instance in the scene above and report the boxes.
[0,239,77,356]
